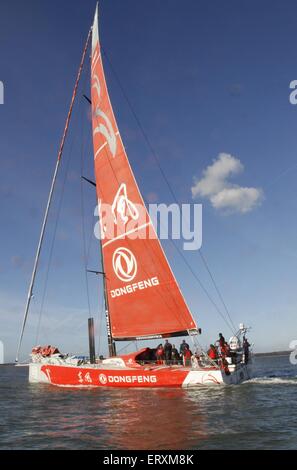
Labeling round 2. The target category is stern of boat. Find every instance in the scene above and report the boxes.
[182,362,253,386]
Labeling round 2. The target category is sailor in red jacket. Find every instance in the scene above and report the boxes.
[156,344,165,364]
[183,346,192,366]
[207,344,218,361]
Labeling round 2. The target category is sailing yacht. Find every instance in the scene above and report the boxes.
[17,5,252,387]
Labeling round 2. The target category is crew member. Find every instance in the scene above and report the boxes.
[183,346,192,367]
[164,339,173,364]
[156,344,164,364]
[171,344,180,364]
[221,342,230,358]
[207,344,218,361]
[243,337,250,364]
[180,339,190,356]
[217,333,226,349]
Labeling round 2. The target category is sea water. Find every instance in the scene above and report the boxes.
[0,355,296,450]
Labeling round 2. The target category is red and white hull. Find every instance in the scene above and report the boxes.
[29,361,252,388]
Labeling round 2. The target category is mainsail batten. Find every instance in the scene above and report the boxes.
[91,5,198,341]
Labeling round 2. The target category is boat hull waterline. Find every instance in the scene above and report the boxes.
[29,362,252,387]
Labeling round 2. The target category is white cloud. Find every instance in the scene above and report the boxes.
[191,153,263,214]
[210,187,263,213]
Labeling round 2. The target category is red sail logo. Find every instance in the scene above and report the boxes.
[111,183,139,225]
[112,247,137,282]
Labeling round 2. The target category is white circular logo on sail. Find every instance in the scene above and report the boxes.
[112,247,137,282]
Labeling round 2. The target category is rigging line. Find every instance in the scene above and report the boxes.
[93,120,194,333]
[80,90,92,318]
[190,336,220,368]
[152,210,234,331]
[34,113,79,343]
[97,135,234,335]
[91,64,233,337]
[79,97,97,269]
[96,214,112,353]
[198,251,236,332]
[140,235,195,331]
[16,29,92,362]
[117,341,135,354]
[35,63,88,344]
[104,67,231,334]
[35,69,90,344]
[90,79,201,334]
[164,234,235,334]
[93,105,233,335]
[97,136,194,333]
[82,138,95,266]
[101,47,235,334]
[80,102,108,346]
[96,166,234,337]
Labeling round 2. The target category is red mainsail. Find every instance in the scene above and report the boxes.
[91,5,198,340]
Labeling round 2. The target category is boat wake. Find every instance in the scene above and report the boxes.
[245,376,297,385]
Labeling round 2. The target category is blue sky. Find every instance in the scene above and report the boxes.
[1,0,297,361]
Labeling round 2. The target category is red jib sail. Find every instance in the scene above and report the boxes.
[91,5,198,340]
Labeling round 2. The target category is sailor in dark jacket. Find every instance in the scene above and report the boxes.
[180,339,189,356]
[243,337,250,364]
[171,344,180,364]
[164,339,173,364]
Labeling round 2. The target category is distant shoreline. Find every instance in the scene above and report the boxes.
[254,351,290,357]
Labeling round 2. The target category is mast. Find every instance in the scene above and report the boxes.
[88,317,96,363]
[15,29,92,363]
[99,236,116,357]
